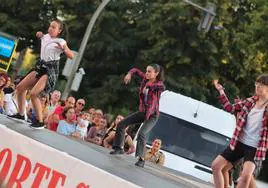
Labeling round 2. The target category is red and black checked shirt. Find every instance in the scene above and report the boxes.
[218,94,268,163]
[129,68,165,120]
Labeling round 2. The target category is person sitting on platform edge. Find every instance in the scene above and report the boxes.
[145,138,165,166]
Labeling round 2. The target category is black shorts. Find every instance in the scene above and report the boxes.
[221,141,257,166]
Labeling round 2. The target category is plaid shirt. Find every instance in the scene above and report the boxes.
[129,68,165,120]
[218,94,268,165]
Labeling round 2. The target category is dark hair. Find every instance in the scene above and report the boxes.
[62,107,74,119]
[109,114,123,129]
[256,74,268,86]
[53,19,69,39]
[149,64,165,81]
[0,72,8,90]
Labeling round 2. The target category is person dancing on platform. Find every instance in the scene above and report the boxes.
[9,19,74,129]
[211,74,268,188]
[110,64,165,168]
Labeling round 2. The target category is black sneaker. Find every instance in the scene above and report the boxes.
[30,121,45,129]
[135,158,145,168]
[110,149,124,155]
[7,113,25,121]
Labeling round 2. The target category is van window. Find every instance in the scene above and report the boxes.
[147,113,230,167]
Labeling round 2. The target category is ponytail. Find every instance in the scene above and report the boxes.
[150,64,165,81]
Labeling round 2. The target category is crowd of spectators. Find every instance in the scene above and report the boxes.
[0,74,137,154]
[0,73,165,164]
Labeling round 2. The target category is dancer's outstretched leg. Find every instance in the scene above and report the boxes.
[110,111,144,155]
[9,71,37,120]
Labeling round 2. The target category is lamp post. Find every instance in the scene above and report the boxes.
[62,0,111,100]
[183,0,216,16]
[183,0,216,32]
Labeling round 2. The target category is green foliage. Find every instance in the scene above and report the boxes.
[2,0,267,112]
[0,0,59,51]
[2,0,268,182]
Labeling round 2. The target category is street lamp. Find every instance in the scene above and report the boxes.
[62,0,111,100]
[183,0,216,32]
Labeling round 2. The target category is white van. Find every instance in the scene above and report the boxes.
[135,90,236,183]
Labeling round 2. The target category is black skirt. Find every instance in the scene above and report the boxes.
[32,59,60,95]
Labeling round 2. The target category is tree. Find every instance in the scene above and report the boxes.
[61,0,267,114]
[71,0,223,113]
[0,0,59,51]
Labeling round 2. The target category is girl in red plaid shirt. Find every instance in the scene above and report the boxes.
[212,74,268,188]
[110,64,165,168]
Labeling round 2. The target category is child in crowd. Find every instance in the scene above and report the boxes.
[76,111,90,139]
[57,107,80,138]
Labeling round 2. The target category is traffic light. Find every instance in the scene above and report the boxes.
[198,3,216,32]
[62,51,78,77]
[71,68,86,91]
